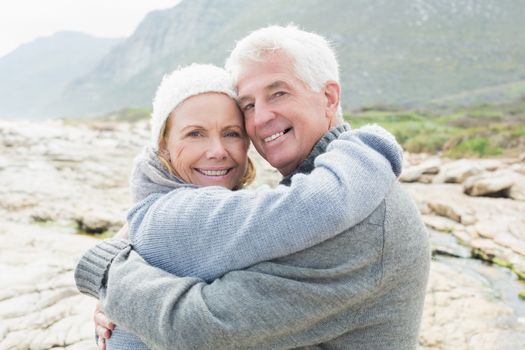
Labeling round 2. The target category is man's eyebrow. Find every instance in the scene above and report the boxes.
[237,80,292,104]
[266,80,291,90]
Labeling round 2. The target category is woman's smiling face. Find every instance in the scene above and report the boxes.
[161,92,249,189]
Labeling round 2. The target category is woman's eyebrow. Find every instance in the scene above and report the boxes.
[180,125,203,132]
[222,125,243,130]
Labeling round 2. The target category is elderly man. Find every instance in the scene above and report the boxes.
[76,25,430,349]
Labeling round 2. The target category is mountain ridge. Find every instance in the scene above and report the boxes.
[0,31,123,119]
[2,0,524,119]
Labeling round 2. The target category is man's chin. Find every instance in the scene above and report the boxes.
[267,157,297,176]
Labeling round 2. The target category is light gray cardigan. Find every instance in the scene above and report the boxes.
[126,125,402,282]
[75,125,429,349]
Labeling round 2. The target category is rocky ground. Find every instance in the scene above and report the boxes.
[0,119,524,350]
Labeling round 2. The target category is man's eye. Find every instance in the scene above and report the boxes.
[274,91,286,97]
[187,131,201,137]
[242,103,254,111]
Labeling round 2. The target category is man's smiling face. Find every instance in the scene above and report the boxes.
[236,51,332,176]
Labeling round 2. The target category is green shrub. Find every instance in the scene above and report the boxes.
[344,101,524,158]
[511,127,525,137]
[445,137,502,158]
[404,133,449,153]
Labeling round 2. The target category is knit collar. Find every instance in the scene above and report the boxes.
[280,123,350,186]
[129,147,196,202]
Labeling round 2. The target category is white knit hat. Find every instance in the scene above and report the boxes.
[150,63,237,150]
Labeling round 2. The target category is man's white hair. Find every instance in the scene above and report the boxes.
[225,24,343,121]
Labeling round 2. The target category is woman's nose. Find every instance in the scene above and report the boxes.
[206,138,228,160]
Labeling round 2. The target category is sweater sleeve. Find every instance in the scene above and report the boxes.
[97,246,379,350]
[127,127,402,281]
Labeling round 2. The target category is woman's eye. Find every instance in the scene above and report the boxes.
[225,131,241,137]
[187,131,201,137]
[274,91,286,98]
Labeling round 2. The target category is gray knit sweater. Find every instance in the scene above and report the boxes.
[107,124,401,349]
[75,125,429,349]
[127,124,403,282]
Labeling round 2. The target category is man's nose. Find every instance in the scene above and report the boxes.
[206,138,228,160]
[253,102,275,128]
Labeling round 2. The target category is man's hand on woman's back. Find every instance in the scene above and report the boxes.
[94,302,114,349]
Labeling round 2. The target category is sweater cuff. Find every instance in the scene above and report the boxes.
[74,238,130,299]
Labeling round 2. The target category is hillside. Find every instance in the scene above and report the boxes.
[0,32,123,119]
[2,0,525,118]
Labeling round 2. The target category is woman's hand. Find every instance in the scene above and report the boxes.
[114,223,129,240]
[94,302,114,350]
[94,224,126,349]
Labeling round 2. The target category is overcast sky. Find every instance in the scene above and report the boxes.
[0,0,181,58]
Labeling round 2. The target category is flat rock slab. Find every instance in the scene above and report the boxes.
[0,221,98,350]
[420,258,525,349]
[405,182,525,273]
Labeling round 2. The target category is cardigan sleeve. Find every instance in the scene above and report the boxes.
[127,127,402,281]
[95,243,382,350]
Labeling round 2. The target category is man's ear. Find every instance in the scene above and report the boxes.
[323,80,340,119]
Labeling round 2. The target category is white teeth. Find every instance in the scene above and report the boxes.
[264,131,284,143]
[201,169,228,176]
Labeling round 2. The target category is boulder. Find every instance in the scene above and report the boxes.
[476,159,507,172]
[433,160,483,184]
[463,171,515,197]
[422,215,459,233]
[400,158,442,183]
[400,167,425,182]
[74,210,121,234]
[428,200,474,224]
[463,170,525,200]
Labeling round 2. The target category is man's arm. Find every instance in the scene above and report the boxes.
[129,126,402,281]
[77,239,381,350]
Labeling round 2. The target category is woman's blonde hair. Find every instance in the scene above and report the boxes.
[157,114,256,189]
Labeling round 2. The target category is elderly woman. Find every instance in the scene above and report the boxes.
[77,64,403,349]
